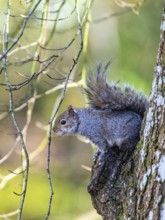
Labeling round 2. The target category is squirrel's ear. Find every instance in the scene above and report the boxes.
[68,105,77,116]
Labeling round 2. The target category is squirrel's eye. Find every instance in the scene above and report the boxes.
[60,119,66,125]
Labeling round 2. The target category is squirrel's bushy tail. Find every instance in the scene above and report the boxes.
[85,62,148,117]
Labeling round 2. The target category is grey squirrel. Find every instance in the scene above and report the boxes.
[53,62,148,158]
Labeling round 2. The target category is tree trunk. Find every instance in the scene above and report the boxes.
[88,3,165,220]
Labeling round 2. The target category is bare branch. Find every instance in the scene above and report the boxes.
[0,209,19,219]
[0,0,42,61]
[7,55,57,90]
[93,8,131,23]
[44,0,84,218]
[9,1,76,22]
[2,1,29,220]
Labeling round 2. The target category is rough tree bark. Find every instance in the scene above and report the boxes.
[88,3,165,220]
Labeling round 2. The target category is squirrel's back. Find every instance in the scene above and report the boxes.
[85,62,148,117]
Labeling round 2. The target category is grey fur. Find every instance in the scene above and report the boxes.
[85,62,148,117]
[53,63,148,154]
[75,108,142,153]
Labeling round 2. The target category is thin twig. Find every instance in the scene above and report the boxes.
[2,1,29,220]
[0,0,93,92]
[39,35,75,51]
[0,0,42,61]
[93,8,131,23]
[8,41,37,57]
[0,135,48,190]
[0,81,80,121]
[0,209,19,218]
[44,0,84,219]
[0,138,18,164]
[9,55,57,90]
[9,2,76,22]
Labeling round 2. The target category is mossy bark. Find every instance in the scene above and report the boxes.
[88,4,165,219]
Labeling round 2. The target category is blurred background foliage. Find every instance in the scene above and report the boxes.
[0,0,163,219]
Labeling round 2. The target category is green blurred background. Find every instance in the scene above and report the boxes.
[0,0,163,219]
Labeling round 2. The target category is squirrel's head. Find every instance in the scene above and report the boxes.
[53,105,79,136]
